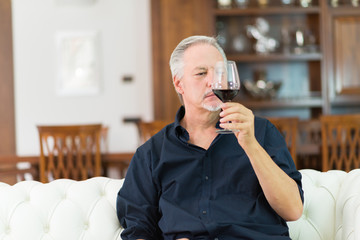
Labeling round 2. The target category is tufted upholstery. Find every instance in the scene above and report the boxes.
[1,170,360,240]
[0,177,123,240]
[288,169,360,240]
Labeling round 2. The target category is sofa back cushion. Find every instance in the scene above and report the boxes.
[2,170,360,240]
[0,177,123,240]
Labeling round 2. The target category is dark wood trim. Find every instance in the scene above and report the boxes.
[0,0,16,155]
[151,0,163,120]
[213,6,321,16]
[151,0,214,121]
[0,155,39,164]
[101,152,133,164]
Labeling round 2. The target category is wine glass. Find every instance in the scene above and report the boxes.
[212,60,241,134]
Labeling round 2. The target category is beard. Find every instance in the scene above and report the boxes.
[202,91,222,112]
[202,103,221,112]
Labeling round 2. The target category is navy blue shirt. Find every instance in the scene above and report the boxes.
[117,106,304,240]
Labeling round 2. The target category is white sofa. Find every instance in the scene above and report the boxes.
[0,169,360,240]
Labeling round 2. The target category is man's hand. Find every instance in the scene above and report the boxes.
[219,102,256,148]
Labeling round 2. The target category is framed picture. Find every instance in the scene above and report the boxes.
[56,30,101,96]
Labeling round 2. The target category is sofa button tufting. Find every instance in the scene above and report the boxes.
[5,226,10,234]
[44,225,49,233]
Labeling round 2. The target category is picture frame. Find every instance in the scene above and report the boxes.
[55,30,101,96]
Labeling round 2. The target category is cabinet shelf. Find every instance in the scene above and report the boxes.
[236,96,323,109]
[328,7,360,16]
[214,7,320,16]
[331,95,360,106]
[227,53,322,62]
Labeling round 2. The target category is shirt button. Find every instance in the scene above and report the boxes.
[205,176,209,180]
[202,210,207,214]
[214,238,219,240]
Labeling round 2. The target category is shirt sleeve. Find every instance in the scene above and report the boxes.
[116,146,162,240]
[263,120,305,203]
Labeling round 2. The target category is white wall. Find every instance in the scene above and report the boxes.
[12,0,153,155]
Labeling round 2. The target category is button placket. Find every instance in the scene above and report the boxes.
[199,152,212,220]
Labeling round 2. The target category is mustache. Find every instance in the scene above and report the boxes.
[203,90,214,99]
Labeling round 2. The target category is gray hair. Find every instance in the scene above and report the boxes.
[169,35,227,104]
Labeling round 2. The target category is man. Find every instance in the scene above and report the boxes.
[117,35,304,240]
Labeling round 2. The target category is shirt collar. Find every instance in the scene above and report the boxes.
[173,106,222,139]
[174,106,188,141]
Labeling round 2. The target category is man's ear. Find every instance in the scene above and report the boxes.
[173,76,184,94]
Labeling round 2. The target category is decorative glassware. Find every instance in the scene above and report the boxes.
[257,0,268,7]
[299,0,312,7]
[234,0,249,8]
[281,0,295,6]
[331,0,339,7]
[218,0,232,9]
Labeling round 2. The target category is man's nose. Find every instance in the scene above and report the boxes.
[207,69,214,88]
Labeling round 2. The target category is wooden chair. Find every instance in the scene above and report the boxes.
[136,120,171,145]
[321,114,360,172]
[297,119,322,170]
[37,124,102,183]
[100,126,109,153]
[267,117,299,167]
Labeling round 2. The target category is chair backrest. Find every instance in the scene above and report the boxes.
[297,119,322,170]
[100,126,109,153]
[267,117,299,167]
[136,120,171,145]
[321,114,360,172]
[37,124,102,183]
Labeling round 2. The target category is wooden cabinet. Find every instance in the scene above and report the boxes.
[213,0,324,119]
[151,0,360,120]
[323,5,360,114]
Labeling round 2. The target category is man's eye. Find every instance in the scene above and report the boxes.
[196,72,206,76]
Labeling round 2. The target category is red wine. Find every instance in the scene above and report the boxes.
[213,89,239,102]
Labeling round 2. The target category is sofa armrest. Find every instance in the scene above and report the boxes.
[335,169,360,240]
[288,169,347,240]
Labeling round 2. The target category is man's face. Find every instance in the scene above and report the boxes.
[175,44,224,111]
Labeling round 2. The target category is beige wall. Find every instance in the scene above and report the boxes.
[12,0,152,155]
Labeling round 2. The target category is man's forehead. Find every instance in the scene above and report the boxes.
[184,45,222,66]
[194,66,208,70]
